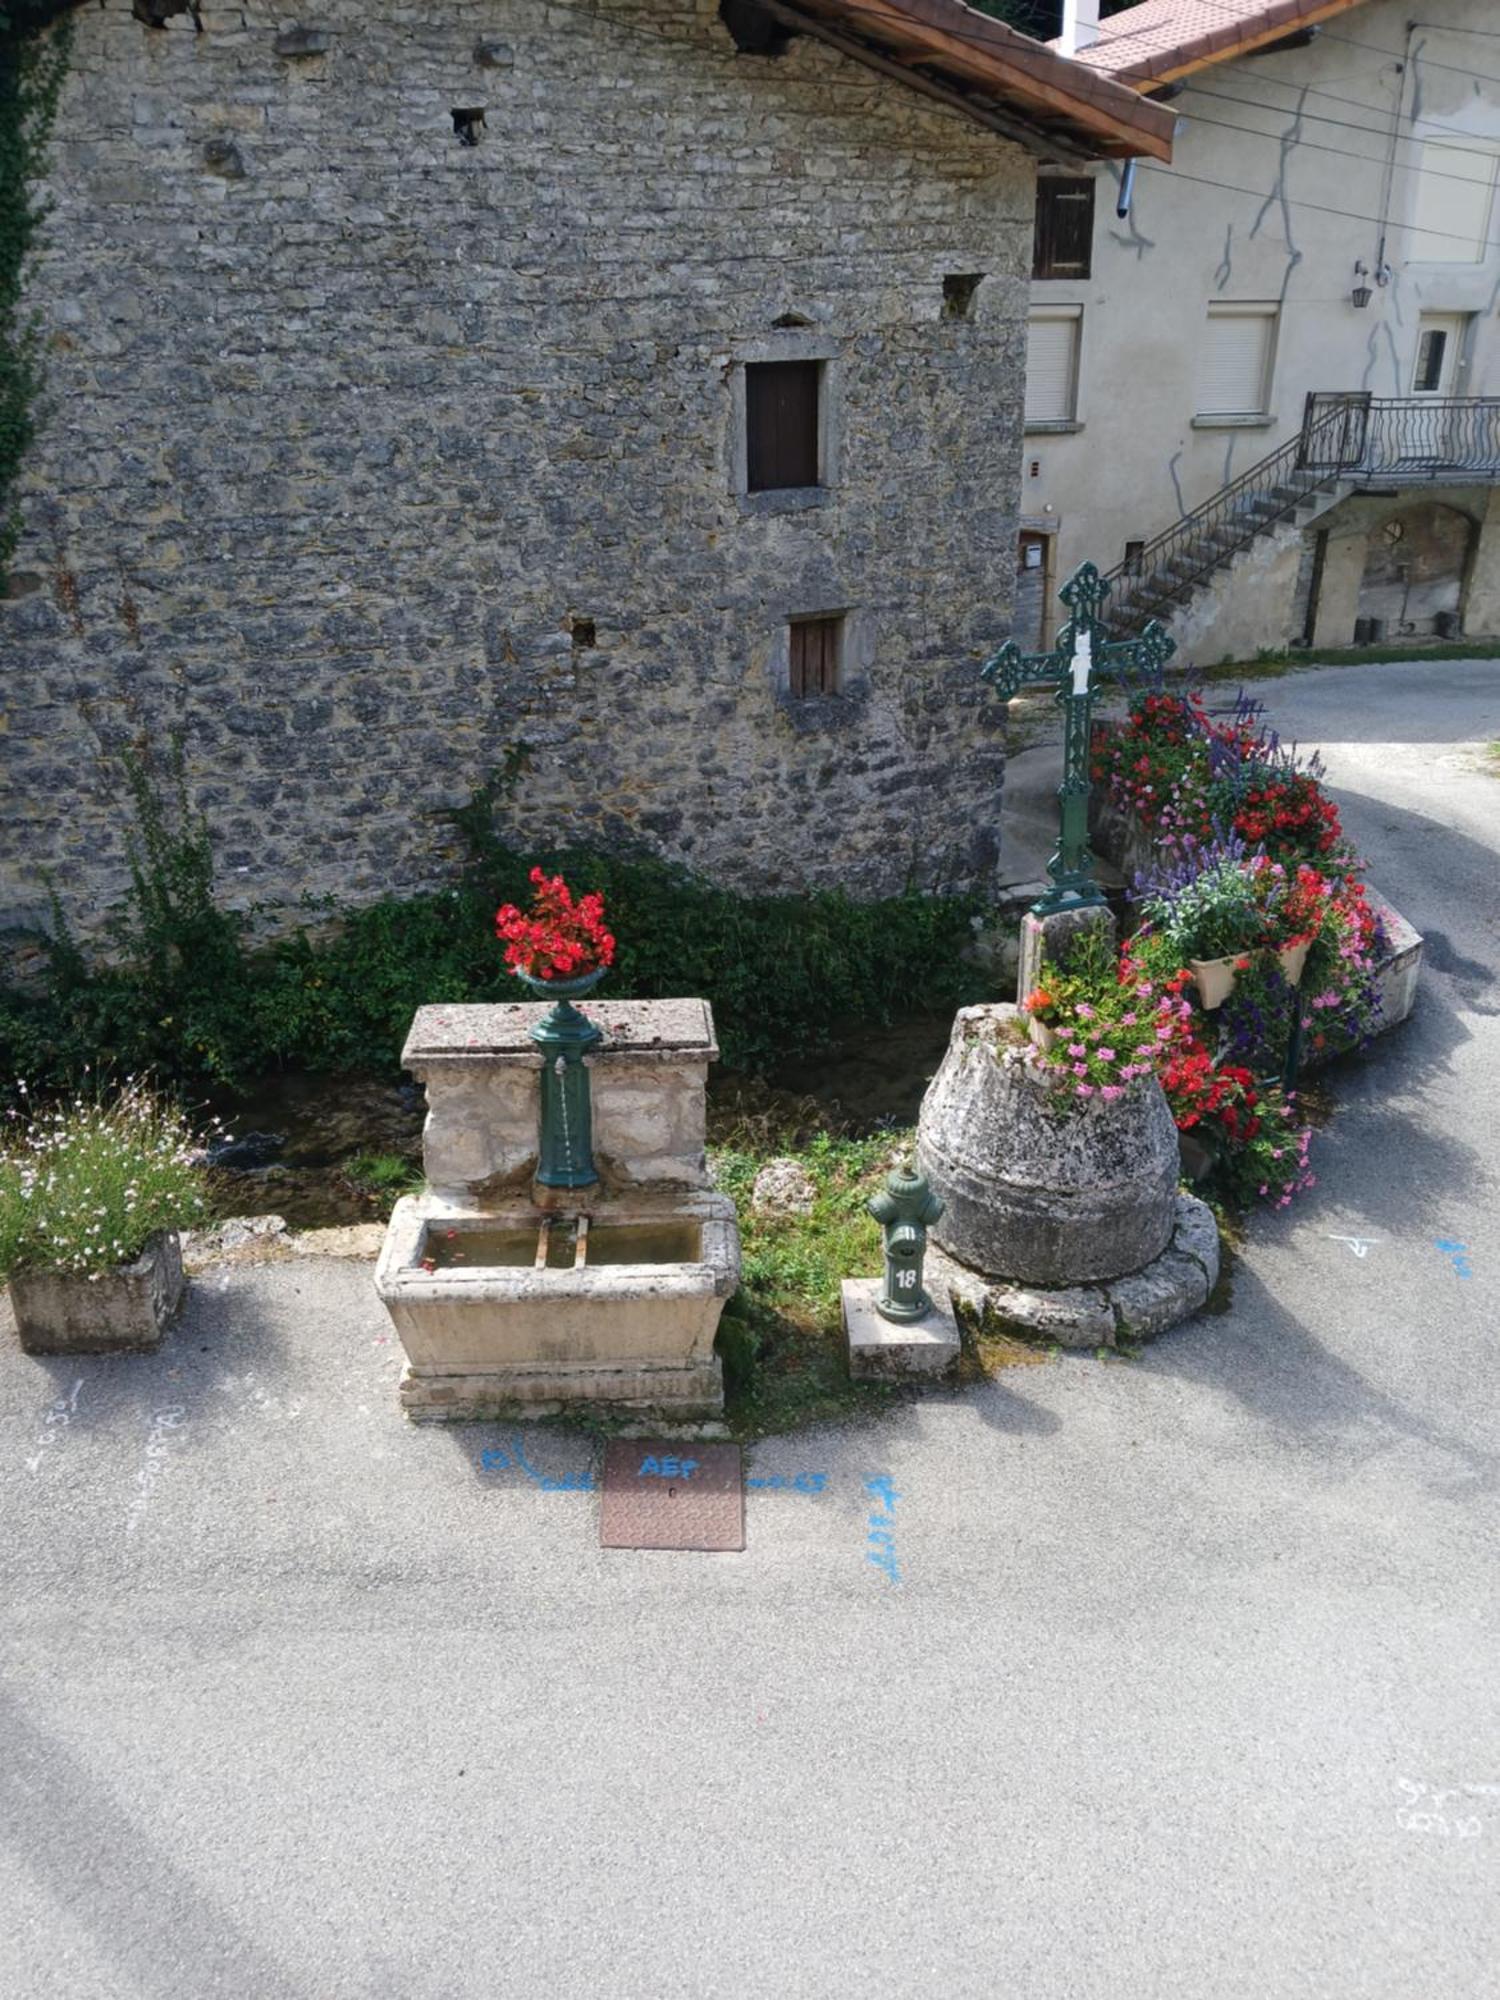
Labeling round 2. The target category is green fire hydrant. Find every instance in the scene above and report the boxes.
[867,1164,944,1324]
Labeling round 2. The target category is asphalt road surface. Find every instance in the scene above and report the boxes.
[3,658,1498,2000]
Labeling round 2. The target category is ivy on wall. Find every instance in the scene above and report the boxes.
[0,2,75,585]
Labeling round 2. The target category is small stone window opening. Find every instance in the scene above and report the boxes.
[452,107,486,147]
[746,360,821,493]
[1123,539,1145,575]
[570,617,596,650]
[942,274,983,321]
[719,0,792,56]
[789,615,843,699]
[133,0,201,27]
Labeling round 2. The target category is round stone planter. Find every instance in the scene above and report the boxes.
[917,1006,1180,1287]
[8,1231,186,1355]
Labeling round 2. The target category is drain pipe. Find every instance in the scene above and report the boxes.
[1116,157,1137,218]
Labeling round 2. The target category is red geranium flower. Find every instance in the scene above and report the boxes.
[495,867,616,981]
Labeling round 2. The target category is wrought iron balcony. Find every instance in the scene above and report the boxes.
[1300,393,1500,482]
[1102,392,1500,635]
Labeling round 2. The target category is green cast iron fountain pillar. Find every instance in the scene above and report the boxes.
[522,973,605,1189]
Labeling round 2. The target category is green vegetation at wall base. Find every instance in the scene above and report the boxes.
[0,776,990,1098]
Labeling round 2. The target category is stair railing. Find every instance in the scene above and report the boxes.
[1101,394,1363,629]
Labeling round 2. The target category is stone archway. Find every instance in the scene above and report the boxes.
[1356,501,1477,639]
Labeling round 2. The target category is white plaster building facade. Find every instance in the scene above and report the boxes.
[1014,0,1500,661]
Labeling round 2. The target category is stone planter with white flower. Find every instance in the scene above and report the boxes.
[1,1085,213,1357]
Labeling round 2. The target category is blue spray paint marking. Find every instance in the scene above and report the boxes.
[1435,1239,1474,1280]
[478,1448,832,1498]
[864,1474,902,1585]
[747,1472,828,1494]
[478,1434,598,1492]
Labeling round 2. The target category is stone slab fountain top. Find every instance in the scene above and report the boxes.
[403,998,718,1071]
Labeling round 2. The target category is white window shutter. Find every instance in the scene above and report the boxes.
[1198,309,1275,416]
[1410,142,1496,263]
[1025,313,1079,423]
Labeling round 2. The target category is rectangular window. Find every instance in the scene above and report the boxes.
[789,615,842,698]
[1123,539,1145,575]
[1413,327,1448,393]
[1024,308,1081,426]
[1409,141,1498,263]
[1033,176,1095,280]
[1197,304,1278,417]
[746,360,821,492]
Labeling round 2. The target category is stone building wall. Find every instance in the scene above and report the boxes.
[0,0,1033,937]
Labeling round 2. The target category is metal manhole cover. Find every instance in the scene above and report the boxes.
[599,1439,744,1551]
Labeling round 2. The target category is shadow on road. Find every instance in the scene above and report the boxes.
[0,1686,308,2000]
[1151,1262,1497,1499]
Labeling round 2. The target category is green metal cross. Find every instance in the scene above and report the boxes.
[981,561,1176,916]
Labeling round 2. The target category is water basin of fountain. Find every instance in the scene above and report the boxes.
[376,1188,738,1419]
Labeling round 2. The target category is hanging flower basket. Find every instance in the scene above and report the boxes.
[1277,938,1312,988]
[1189,955,1239,1010]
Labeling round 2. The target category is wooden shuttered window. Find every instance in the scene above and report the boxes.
[746,360,821,491]
[789,616,842,698]
[1033,177,1095,280]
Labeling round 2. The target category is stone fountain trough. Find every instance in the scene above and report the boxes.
[374,999,739,1419]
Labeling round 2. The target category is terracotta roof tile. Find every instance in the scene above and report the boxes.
[1051,0,1371,85]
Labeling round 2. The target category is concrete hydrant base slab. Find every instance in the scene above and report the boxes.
[929,1193,1220,1350]
[842,1278,961,1380]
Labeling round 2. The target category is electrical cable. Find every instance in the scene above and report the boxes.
[1179,107,1499,193]
[1134,158,1500,253]
[1183,78,1500,165]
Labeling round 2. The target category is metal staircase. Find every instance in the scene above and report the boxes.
[1102,392,1500,637]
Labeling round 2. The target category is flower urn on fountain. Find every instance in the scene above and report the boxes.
[374,871,741,1419]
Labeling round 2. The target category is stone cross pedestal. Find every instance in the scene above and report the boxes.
[916,1004,1220,1348]
[1016,903,1117,1008]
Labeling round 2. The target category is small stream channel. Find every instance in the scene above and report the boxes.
[207,1012,957,1230]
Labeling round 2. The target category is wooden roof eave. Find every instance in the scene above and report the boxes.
[767,0,1176,162]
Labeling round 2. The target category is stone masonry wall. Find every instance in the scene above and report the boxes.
[0,0,1032,936]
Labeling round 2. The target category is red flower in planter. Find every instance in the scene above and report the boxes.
[495,868,616,981]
